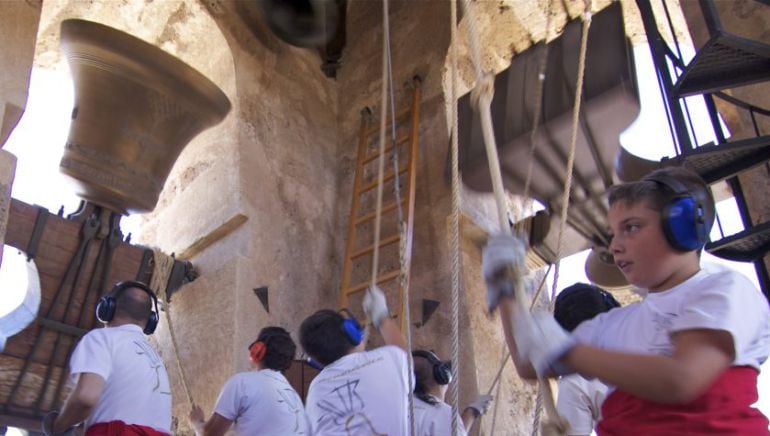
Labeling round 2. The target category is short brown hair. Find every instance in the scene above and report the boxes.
[607,166,716,240]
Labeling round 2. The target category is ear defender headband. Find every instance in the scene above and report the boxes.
[645,174,709,252]
[95,281,159,335]
[339,309,364,346]
[249,340,267,362]
[413,350,453,385]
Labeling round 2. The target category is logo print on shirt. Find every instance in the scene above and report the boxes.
[133,340,171,395]
[277,388,305,434]
[316,379,386,435]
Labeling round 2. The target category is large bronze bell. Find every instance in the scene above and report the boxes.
[259,0,339,47]
[59,19,231,214]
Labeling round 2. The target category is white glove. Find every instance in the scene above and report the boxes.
[482,233,527,312]
[41,411,75,436]
[465,394,494,417]
[363,285,389,328]
[513,308,575,377]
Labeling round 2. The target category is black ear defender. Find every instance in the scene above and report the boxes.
[338,309,364,346]
[644,173,711,252]
[95,281,160,335]
[413,350,453,385]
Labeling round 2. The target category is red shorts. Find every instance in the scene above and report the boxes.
[598,366,769,435]
[86,421,169,436]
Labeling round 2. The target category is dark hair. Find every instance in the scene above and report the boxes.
[256,326,296,372]
[413,353,439,405]
[114,286,153,324]
[554,283,620,332]
[607,167,715,233]
[300,310,354,366]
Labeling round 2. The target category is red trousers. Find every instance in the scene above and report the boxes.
[86,421,169,436]
[598,366,769,435]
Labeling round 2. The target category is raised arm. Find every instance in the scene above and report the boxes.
[363,285,408,351]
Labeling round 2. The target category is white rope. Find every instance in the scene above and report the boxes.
[449,0,462,434]
[150,248,194,407]
[457,0,568,434]
[548,3,593,306]
[373,1,417,432]
[370,0,390,288]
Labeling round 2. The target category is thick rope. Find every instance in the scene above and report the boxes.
[370,0,390,287]
[522,1,555,203]
[458,0,568,434]
[449,0,462,434]
[548,2,592,306]
[150,248,194,407]
[372,1,417,432]
[382,3,417,433]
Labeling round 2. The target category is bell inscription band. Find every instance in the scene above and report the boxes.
[59,19,231,214]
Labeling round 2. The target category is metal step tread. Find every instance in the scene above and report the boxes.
[706,220,770,262]
[668,135,770,184]
[674,33,770,97]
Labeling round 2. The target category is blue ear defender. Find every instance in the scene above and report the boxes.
[645,174,708,252]
[339,309,364,346]
[95,281,160,335]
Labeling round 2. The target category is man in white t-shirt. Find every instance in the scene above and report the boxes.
[553,283,620,436]
[299,285,411,435]
[189,326,309,435]
[412,349,493,436]
[42,281,171,436]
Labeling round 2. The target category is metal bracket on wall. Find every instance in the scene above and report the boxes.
[25,206,49,261]
[165,258,198,302]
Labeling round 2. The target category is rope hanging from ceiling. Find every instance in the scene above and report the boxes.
[450,0,595,433]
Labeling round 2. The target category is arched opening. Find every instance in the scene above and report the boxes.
[0,244,41,351]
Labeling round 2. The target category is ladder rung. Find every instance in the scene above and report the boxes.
[351,234,400,259]
[345,270,401,295]
[359,166,408,194]
[354,199,406,225]
[362,135,411,164]
[363,107,412,137]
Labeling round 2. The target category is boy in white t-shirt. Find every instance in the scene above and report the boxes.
[189,326,309,435]
[299,285,410,435]
[483,167,770,434]
[412,349,493,436]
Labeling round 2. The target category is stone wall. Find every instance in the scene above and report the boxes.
[0,0,42,268]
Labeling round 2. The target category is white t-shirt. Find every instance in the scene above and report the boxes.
[69,324,171,433]
[557,375,608,435]
[305,345,411,435]
[213,368,309,435]
[413,396,467,436]
[574,268,770,381]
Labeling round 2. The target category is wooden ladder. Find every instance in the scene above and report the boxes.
[339,79,422,328]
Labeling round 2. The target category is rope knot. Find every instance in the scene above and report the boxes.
[470,72,495,111]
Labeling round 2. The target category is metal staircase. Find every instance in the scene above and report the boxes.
[636,0,770,297]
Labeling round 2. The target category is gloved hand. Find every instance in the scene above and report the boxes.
[41,411,75,436]
[363,285,389,328]
[464,394,494,417]
[513,308,576,377]
[482,233,528,312]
